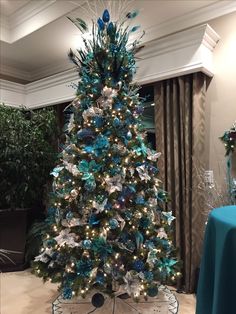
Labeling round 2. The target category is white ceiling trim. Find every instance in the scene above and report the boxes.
[30,62,74,82]
[26,68,79,93]
[137,24,219,60]
[0,24,219,109]
[135,0,236,44]
[10,0,57,29]
[0,0,86,43]
[0,64,32,81]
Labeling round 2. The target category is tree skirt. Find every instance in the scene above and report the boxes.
[52,285,178,314]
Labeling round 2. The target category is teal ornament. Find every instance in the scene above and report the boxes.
[161,258,178,274]
[97,18,105,30]
[147,285,158,297]
[96,273,105,285]
[82,240,92,249]
[109,218,119,229]
[94,116,104,128]
[92,237,113,259]
[114,102,123,110]
[144,271,154,282]
[79,160,101,173]
[135,231,144,249]
[84,177,96,191]
[63,287,73,299]
[126,131,132,140]
[124,210,132,220]
[139,217,150,229]
[50,166,64,178]
[126,240,135,251]
[89,214,100,226]
[113,117,120,127]
[102,9,110,23]
[76,260,93,277]
[66,211,73,220]
[162,211,175,225]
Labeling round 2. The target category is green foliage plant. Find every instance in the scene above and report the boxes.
[0,104,58,209]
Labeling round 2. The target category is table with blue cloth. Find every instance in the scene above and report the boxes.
[196,205,236,314]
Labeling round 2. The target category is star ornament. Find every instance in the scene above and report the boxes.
[123,271,142,297]
[63,161,80,176]
[50,166,64,178]
[147,148,161,161]
[54,229,79,248]
[82,107,103,121]
[34,248,53,263]
[102,86,117,98]
[162,211,175,225]
[105,175,123,194]
[136,165,151,182]
[157,227,168,239]
[93,198,108,213]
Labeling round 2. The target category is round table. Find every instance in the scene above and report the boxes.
[196,205,236,314]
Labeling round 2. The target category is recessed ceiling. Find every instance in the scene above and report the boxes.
[0,0,30,16]
[0,0,236,83]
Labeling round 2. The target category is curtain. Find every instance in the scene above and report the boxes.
[154,72,207,293]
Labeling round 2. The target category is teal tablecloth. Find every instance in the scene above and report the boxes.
[196,205,236,314]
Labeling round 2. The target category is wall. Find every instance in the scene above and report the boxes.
[206,11,236,185]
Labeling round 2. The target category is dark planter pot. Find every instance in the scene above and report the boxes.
[0,208,29,272]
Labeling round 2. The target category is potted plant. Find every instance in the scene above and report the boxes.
[0,104,58,271]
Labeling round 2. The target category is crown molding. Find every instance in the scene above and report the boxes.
[0,79,26,94]
[0,0,227,80]
[0,64,32,82]
[135,1,236,44]
[26,68,79,93]
[0,0,86,43]
[30,62,74,82]
[137,24,219,60]
[0,23,219,109]
[10,0,56,29]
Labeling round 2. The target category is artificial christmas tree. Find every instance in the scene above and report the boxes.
[33,8,180,302]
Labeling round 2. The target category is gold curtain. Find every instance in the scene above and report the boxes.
[154,72,207,293]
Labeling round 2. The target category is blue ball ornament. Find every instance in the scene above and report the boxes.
[113,117,120,127]
[109,218,119,229]
[140,217,150,229]
[133,260,145,272]
[126,131,132,140]
[82,240,92,249]
[63,287,73,299]
[94,116,104,128]
[102,9,110,23]
[89,214,100,226]
[96,273,105,285]
[144,271,154,282]
[147,285,158,297]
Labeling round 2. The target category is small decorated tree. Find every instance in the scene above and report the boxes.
[33,9,180,300]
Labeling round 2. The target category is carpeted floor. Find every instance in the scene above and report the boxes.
[0,269,196,314]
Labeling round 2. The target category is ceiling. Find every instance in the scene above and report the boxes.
[0,0,30,16]
[0,0,236,83]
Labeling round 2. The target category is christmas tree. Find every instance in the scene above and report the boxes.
[33,8,180,301]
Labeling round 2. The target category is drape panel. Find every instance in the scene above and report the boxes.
[154,72,207,293]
